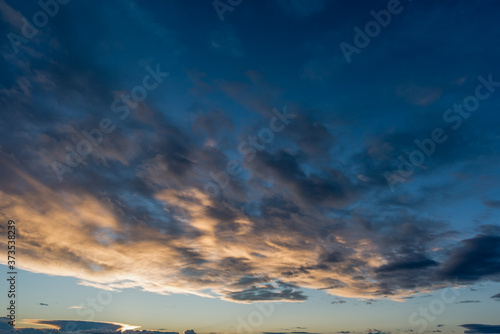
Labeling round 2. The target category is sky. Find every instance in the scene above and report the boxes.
[0,0,500,333]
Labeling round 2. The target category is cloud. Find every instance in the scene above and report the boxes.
[439,235,500,281]
[0,0,24,31]
[366,329,389,334]
[0,317,13,331]
[374,255,439,273]
[224,281,307,302]
[1,326,187,334]
[460,324,500,333]
[491,293,500,301]
[331,298,346,305]
[456,300,481,304]
[483,200,500,209]
[248,149,355,208]
[1,149,485,302]
[23,320,139,332]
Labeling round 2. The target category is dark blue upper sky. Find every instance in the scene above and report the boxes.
[1,1,500,333]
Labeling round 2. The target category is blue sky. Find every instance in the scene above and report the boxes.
[1,0,500,334]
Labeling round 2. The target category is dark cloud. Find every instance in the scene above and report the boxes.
[439,235,500,281]
[0,317,12,331]
[491,293,500,301]
[231,275,271,289]
[483,200,500,209]
[192,109,233,139]
[287,113,335,158]
[460,324,500,333]
[249,149,355,208]
[226,281,307,302]
[29,320,124,332]
[374,255,439,273]
[366,329,389,334]
[331,298,347,305]
[456,300,481,304]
